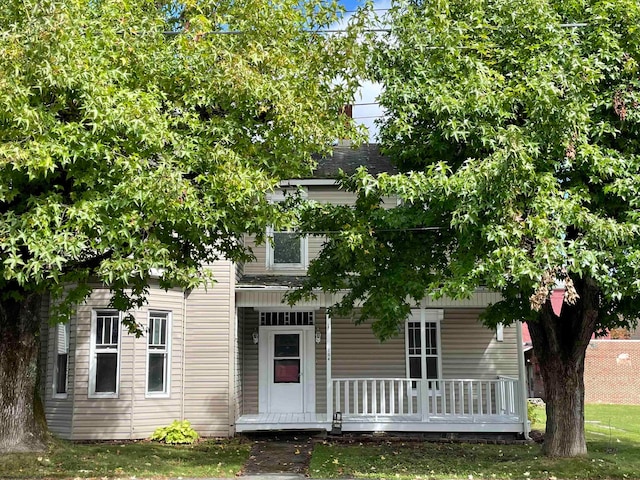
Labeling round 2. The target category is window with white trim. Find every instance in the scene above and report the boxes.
[90,310,121,397]
[266,228,308,269]
[406,311,442,392]
[260,311,314,326]
[266,190,308,270]
[53,322,69,397]
[147,311,170,395]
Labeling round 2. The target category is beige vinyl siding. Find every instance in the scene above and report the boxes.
[441,309,519,379]
[307,186,357,206]
[315,311,327,413]
[331,315,406,379]
[242,186,358,277]
[309,186,397,210]
[71,288,133,440]
[129,289,185,438]
[42,295,75,439]
[234,307,244,424]
[241,234,269,276]
[69,285,189,440]
[183,261,234,437]
[240,308,259,414]
[332,309,517,381]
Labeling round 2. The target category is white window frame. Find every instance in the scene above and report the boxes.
[266,189,308,270]
[266,227,308,270]
[89,310,122,398]
[52,322,70,399]
[405,309,443,395]
[146,310,171,397]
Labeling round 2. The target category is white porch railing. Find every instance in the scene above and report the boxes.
[332,377,522,421]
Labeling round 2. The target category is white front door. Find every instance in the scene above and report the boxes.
[259,327,315,414]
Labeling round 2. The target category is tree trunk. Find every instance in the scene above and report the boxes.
[0,292,47,453]
[527,276,599,457]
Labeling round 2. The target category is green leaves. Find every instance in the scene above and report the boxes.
[150,420,199,445]
[296,0,640,338]
[0,0,365,317]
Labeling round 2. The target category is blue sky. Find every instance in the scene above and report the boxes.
[340,0,365,12]
[334,0,389,141]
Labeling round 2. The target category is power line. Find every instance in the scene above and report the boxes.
[160,22,589,37]
[299,226,445,235]
[340,6,590,29]
[343,8,391,13]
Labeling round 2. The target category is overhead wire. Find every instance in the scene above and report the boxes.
[162,23,588,36]
[298,226,445,235]
[159,15,589,37]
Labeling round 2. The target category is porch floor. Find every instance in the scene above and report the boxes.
[235,413,524,434]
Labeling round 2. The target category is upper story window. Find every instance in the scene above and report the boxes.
[267,228,308,269]
[53,322,69,398]
[89,310,121,398]
[147,311,171,396]
[266,189,308,270]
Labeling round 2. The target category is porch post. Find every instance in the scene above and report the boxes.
[420,306,429,421]
[326,308,333,422]
[516,320,531,439]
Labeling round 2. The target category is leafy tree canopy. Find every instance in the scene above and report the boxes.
[290,0,640,456]
[292,0,640,341]
[0,0,365,329]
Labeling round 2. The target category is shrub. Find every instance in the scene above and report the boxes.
[527,400,542,426]
[151,420,199,445]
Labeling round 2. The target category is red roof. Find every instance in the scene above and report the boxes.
[522,323,532,344]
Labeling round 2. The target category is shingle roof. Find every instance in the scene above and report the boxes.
[312,143,396,178]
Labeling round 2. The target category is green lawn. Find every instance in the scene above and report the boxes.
[3,405,639,479]
[309,404,640,480]
[0,438,250,479]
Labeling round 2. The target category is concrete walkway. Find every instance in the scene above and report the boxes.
[182,476,336,480]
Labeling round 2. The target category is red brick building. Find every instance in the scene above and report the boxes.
[584,339,640,404]
[523,325,640,405]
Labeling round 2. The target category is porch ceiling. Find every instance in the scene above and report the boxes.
[236,280,503,309]
[237,275,307,288]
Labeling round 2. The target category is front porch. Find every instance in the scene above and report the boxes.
[235,290,529,436]
[236,377,524,434]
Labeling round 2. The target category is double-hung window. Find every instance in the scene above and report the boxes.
[267,228,307,269]
[406,310,443,392]
[53,322,69,397]
[90,310,121,397]
[266,190,308,270]
[147,311,170,396]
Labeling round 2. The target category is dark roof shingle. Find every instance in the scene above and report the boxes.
[312,143,395,178]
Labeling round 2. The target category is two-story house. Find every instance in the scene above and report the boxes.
[40,144,530,440]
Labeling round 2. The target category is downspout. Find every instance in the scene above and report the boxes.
[129,309,137,439]
[181,291,187,421]
[70,306,77,440]
[228,266,236,436]
[516,320,531,439]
